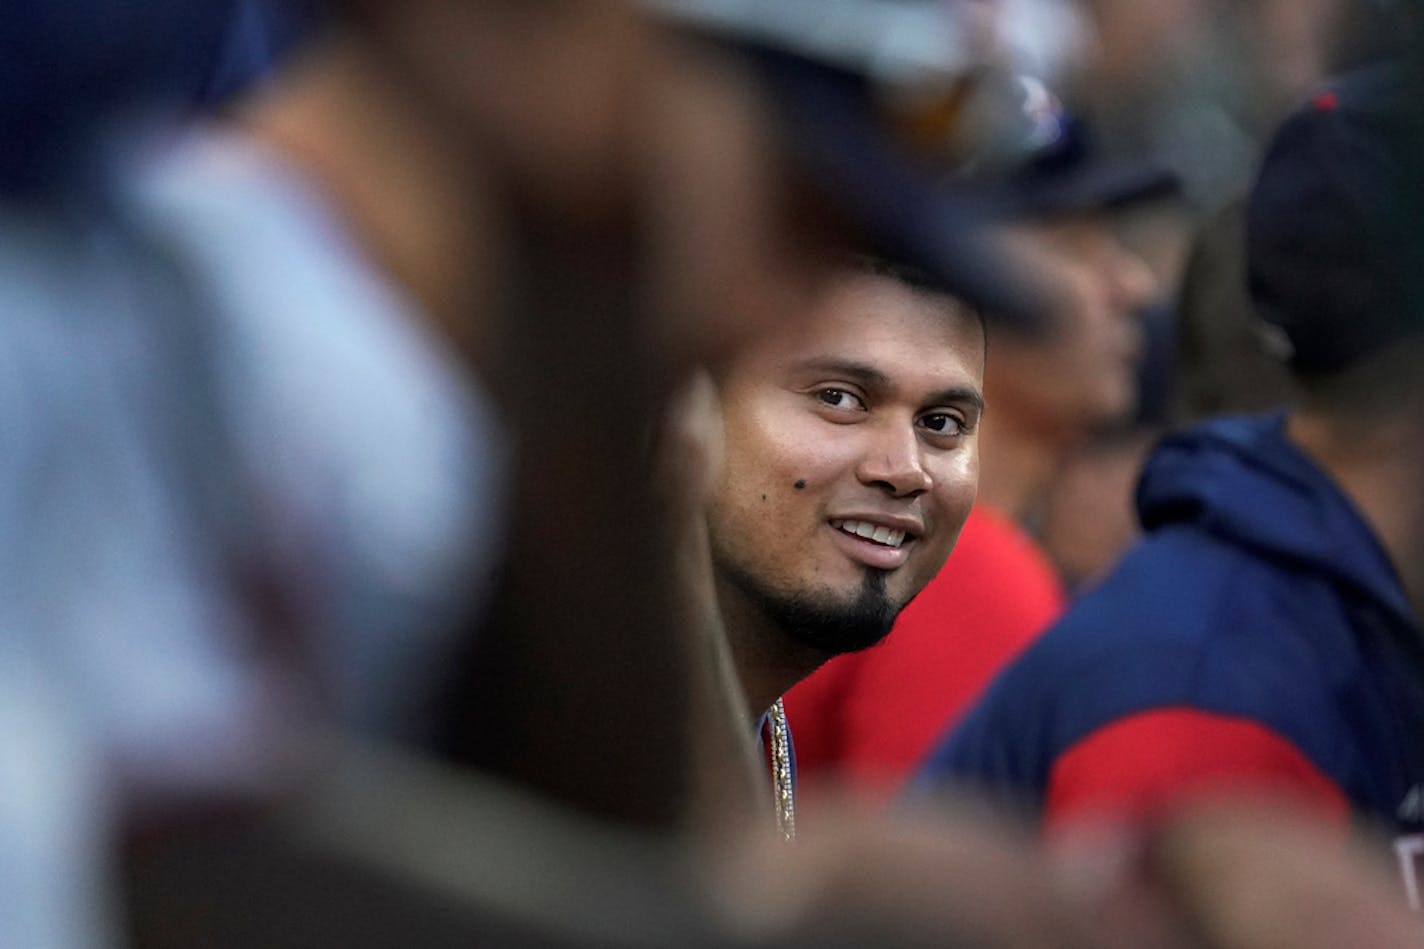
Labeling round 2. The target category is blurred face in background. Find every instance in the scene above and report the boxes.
[707,271,985,657]
[987,214,1158,437]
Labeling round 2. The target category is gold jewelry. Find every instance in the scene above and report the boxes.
[769,698,795,841]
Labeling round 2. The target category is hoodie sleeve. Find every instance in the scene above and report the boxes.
[1043,707,1352,833]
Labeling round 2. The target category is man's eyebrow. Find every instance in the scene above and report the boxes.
[794,358,890,388]
[926,386,984,414]
[794,357,984,412]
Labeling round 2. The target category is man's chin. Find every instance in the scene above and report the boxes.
[712,549,904,656]
[768,573,898,658]
[786,620,895,658]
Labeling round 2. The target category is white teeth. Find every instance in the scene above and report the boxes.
[831,519,907,549]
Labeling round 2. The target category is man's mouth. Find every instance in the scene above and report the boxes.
[830,519,907,549]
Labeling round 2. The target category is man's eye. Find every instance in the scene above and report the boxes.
[920,413,964,436]
[816,388,864,410]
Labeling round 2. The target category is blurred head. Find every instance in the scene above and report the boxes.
[987,213,1158,437]
[1247,61,1424,388]
[964,104,1171,439]
[706,266,985,658]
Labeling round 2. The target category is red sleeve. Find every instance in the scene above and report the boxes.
[1045,708,1351,833]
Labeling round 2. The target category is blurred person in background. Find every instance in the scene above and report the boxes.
[1031,164,1194,593]
[131,7,505,746]
[1028,0,1414,594]
[1155,0,1422,431]
[784,104,1173,799]
[0,0,503,944]
[0,5,324,946]
[1061,0,1412,213]
[1167,196,1298,423]
[1000,0,1417,596]
[1033,295,1181,594]
[921,63,1424,902]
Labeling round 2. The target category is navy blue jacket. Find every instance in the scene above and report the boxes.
[921,414,1424,839]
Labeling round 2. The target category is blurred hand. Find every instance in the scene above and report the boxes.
[703,796,1421,949]
[1146,804,1421,949]
[706,799,1106,949]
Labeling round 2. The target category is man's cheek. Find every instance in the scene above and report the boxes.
[909,538,955,593]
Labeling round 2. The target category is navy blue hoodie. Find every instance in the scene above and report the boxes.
[920,414,1424,843]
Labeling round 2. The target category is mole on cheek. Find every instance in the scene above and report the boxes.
[761,494,767,501]
[793,480,807,491]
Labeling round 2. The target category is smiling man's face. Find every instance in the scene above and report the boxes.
[707,269,985,659]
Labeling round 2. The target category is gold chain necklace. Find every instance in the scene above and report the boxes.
[768,698,796,841]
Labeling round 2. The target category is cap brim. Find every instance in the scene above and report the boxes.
[1001,160,1180,218]
[750,46,1057,329]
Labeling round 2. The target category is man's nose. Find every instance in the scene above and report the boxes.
[1107,239,1159,316]
[857,422,931,497]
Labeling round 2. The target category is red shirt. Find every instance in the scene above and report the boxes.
[784,504,1065,798]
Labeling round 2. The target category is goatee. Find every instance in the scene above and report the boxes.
[717,561,898,657]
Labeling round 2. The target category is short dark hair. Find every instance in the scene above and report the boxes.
[850,255,988,361]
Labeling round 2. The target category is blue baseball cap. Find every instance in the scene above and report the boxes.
[1247,61,1424,375]
[986,87,1179,220]
[648,0,1064,328]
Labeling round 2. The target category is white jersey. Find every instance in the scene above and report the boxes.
[0,128,505,947]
